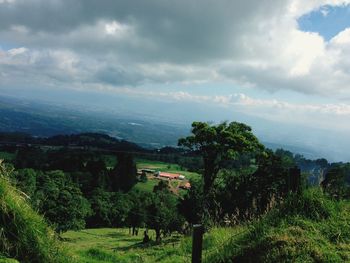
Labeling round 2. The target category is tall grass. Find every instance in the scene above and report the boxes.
[205,188,350,263]
[0,161,74,263]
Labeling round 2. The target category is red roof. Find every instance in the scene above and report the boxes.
[158,172,181,179]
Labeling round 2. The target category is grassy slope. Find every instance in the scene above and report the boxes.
[3,151,347,262]
[205,189,350,263]
[62,228,191,263]
[62,226,245,263]
[0,259,18,263]
[133,179,159,192]
[0,161,73,263]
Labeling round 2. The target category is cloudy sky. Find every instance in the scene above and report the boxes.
[1,0,350,160]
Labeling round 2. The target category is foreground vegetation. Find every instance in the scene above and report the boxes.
[1,121,350,262]
[0,161,72,263]
[62,228,189,263]
[1,159,350,262]
[61,188,350,263]
[61,226,247,263]
[205,189,350,262]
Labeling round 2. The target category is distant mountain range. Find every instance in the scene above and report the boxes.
[0,95,340,161]
[0,96,188,149]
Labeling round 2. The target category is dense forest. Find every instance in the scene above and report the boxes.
[0,122,350,262]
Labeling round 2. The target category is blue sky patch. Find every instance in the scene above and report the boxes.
[298,4,350,41]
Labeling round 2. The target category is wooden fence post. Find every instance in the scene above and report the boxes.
[192,224,204,263]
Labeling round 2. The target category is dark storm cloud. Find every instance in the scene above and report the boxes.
[0,0,289,63]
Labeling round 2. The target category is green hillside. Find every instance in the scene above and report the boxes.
[1,161,350,262]
[0,161,73,263]
[1,121,350,263]
[58,189,350,263]
[62,228,191,263]
[205,189,350,263]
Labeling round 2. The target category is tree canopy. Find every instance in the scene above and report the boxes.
[178,121,263,193]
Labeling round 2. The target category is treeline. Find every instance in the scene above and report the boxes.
[0,133,189,241]
[275,148,350,199]
[0,132,202,172]
[4,148,184,241]
[0,132,144,152]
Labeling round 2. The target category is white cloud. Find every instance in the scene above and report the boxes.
[0,0,15,4]
[330,27,350,44]
[104,20,129,36]
[7,47,27,56]
[80,84,350,130]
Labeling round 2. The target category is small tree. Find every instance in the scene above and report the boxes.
[126,190,150,235]
[146,182,183,242]
[140,172,148,183]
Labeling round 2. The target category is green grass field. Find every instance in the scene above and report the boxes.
[62,228,191,263]
[134,159,200,195]
[133,179,159,192]
[61,227,242,263]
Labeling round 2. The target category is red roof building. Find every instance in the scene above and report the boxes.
[157,172,181,180]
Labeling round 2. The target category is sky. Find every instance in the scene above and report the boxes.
[1,0,350,161]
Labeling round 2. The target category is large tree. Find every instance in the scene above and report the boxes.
[110,153,137,192]
[34,170,92,233]
[178,121,263,194]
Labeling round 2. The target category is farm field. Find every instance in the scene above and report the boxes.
[134,159,199,195]
[136,159,200,181]
[133,179,159,192]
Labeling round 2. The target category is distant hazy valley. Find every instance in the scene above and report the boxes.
[0,95,348,161]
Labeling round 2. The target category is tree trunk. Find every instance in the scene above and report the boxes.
[203,157,216,194]
[155,228,161,243]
